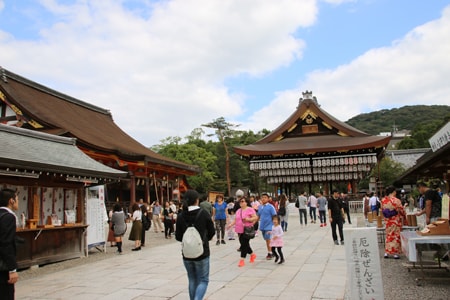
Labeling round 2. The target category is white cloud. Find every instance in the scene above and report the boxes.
[2,1,449,147]
[0,0,317,146]
[245,5,450,132]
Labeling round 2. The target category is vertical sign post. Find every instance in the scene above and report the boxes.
[345,228,384,300]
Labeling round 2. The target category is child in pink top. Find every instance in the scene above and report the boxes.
[270,215,285,264]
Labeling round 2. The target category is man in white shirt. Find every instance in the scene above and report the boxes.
[308,193,318,223]
[369,192,380,216]
[295,192,308,225]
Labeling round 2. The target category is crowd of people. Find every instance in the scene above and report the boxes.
[2,183,446,300]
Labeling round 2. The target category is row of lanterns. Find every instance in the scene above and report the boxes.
[313,164,372,174]
[250,159,311,170]
[259,168,311,177]
[250,154,377,171]
[266,172,363,184]
[312,154,377,167]
[258,164,372,177]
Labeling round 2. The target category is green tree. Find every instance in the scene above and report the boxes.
[398,116,450,149]
[151,133,217,194]
[152,127,270,196]
[358,157,406,191]
[373,157,406,188]
[202,117,241,197]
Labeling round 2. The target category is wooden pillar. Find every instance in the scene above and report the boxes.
[130,177,136,210]
[145,177,150,204]
[76,188,84,223]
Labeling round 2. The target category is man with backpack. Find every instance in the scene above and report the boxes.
[175,190,215,300]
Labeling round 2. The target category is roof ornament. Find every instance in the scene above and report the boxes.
[298,90,319,108]
[1,67,7,83]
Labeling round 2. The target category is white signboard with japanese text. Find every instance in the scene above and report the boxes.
[345,228,384,300]
[428,121,450,152]
[86,185,108,249]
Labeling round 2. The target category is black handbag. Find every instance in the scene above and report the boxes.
[244,225,255,239]
[240,210,255,239]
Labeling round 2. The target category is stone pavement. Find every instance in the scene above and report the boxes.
[16,208,354,300]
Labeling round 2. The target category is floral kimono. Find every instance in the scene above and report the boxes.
[381,196,406,255]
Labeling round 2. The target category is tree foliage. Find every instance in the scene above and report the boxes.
[202,117,241,197]
[397,117,449,149]
[358,157,406,191]
[152,125,268,196]
[346,105,450,135]
[151,132,217,194]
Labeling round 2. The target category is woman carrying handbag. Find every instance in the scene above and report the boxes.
[227,197,258,267]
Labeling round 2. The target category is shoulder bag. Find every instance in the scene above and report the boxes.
[240,210,255,239]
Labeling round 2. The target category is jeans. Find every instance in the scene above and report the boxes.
[281,220,288,231]
[183,256,210,300]
[299,209,307,225]
[215,219,226,240]
[310,207,317,221]
[319,210,326,224]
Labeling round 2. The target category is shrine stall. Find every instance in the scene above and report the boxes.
[0,125,126,269]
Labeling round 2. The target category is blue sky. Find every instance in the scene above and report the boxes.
[1,0,449,147]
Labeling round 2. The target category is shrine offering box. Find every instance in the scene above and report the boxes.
[417,218,450,236]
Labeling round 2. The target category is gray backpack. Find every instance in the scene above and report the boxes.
[181,210,204,259]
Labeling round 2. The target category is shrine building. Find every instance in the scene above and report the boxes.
[0,67,199,208]
[234,91,392,196]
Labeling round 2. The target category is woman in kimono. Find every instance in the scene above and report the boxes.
[381,186,406,259]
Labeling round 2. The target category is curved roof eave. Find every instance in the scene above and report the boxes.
[255,97,368,145]
[234,135,391,157]
[0,68,199,174]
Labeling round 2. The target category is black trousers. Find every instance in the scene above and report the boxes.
[164,219,173,237]
[271,246,284,260]
[0,271,14,300]
[239,234,253,259]
[141,226,146,245]
[344,207,351,223]
[331,218,344,242]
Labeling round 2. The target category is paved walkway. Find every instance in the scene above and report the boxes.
[17,208,356,300]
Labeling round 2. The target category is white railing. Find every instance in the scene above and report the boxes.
[349,200,364,213]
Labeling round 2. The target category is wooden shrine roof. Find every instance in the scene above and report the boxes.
[395,141,450,185]
[234,92,391,158]
[0,124,127,180]
[0,68,199,175]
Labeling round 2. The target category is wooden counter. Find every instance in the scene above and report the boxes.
[16,224,88,269]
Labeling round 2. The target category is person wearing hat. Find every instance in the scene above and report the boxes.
[415,182,441,224]
[233,189,245,213]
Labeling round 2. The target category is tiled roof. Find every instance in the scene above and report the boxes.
[234,92,391,157]
[0,124,127,179]
[0,68,199,174]
[235,135,391,156]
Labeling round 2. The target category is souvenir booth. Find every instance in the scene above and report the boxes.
[0,125,126,269]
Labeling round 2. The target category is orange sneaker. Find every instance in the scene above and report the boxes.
[238,260,245,267]
[250,253,256,263]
